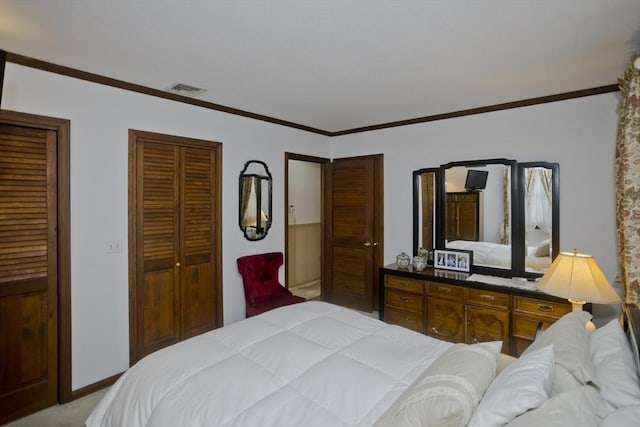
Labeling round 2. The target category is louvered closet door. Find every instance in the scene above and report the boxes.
[179,147,216,339]
[0,125,58,420]
[131,131,221,363]
[136,141,181,357]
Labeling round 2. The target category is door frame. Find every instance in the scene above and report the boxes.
[0,110,72,404]
[284,153,329,296]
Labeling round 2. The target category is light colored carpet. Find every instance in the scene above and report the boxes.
[290,280,321,300]
[5,388,108,427]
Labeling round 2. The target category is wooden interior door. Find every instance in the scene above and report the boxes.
[0,125,58,423]
[325,155,382,312]
[129,130,222,364]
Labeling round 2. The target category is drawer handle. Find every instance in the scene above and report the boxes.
[398,281,409,286]
[536,303,554,312]
[480,294,495,301]
[400,297,410,303]
[437,286,452,294]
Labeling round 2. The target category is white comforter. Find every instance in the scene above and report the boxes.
[86,301,451,427]
[446,240,551,272]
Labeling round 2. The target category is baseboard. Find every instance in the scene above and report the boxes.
[70,372,122,401]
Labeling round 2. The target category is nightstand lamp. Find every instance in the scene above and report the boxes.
[537,248,621,332]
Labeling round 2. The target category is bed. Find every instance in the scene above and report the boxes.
[446,240,552,272]
[86,301,640,427]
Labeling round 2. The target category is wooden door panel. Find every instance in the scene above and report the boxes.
[142,270,179,351]
[138,142,179,357]
[326,158,378,312]
[180,148,216,338]
[181,262,213,338]
[0,126,57,422]
[466,306,510,351]
[426,298,464,342]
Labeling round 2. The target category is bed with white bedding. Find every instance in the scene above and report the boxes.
[446,240,552,272]
[87,301,640,427]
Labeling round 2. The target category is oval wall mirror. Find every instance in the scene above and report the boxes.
[239,160,272,241]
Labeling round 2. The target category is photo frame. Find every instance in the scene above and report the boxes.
[433,249,473,273]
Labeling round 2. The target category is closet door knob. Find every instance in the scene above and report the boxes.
[176,262,181,267]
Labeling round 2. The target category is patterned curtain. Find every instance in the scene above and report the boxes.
[615,54,640,305]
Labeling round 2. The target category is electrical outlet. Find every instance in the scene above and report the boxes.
[106,240,123,254]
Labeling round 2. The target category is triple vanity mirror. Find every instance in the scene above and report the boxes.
[413,159,559,277]
[239,160,272,241]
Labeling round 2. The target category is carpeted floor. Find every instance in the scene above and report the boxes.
[5,388,108,427]
[289,280,321,300]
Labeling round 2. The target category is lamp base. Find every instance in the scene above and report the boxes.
[568,299,595,333]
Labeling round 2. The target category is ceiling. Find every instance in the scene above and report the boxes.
[1,0,640,134]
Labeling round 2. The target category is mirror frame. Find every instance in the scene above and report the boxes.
[518,161,559,278]
[412,167,440,256]
[238,160,273,241]
[437,158,519,277]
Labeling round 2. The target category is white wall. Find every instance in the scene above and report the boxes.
[288,160,321,224]
[330,93,620,323]
[2,63,329,390]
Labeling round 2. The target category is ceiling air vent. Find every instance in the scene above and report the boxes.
[165,82,207,97]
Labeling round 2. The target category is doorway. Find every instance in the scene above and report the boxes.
[0,110,71,424]
[284,153,328,301]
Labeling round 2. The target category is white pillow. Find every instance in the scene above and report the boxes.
[523,310,597,394]
[468,345,554,427]
[600,405,640,427]
[375,341,501,427]
[590,319,640,420]
[534,239,550,257]
[505,385,600,427]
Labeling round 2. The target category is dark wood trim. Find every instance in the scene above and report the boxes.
[284,153,330,293]
[6,52,331,137]
[330,85,619,136]
[70,372,122,400]
[6,52,619,137]
[0,109,72,403]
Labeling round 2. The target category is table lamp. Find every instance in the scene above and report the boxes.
[537,249,621,331]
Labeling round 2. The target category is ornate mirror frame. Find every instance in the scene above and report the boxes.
[239,160,272,241]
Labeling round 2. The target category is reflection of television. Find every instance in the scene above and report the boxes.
[465,170,488,191]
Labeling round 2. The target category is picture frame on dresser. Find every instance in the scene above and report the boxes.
[434,249,473,273]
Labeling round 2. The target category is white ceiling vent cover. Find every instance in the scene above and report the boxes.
[165,82,207,97]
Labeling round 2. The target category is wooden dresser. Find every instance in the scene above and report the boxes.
[380,264,575,356]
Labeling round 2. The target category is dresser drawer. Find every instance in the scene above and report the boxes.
[426,282,465,301]
[385,307,424,333]
[385,289,424,314]
[513,296,571,318]
[512,313,559,341]
[384,275,424,294]
[466,288,510,309]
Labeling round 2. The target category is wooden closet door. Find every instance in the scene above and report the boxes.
[179,147,217,339]
[135,141,181,359]
[0,125,58,422]
[130,130,222,364]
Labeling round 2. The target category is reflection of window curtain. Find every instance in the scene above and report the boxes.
[525,168,552,233]
[615,54,640,305]
[240,176,254,227]
[502,169,510,244]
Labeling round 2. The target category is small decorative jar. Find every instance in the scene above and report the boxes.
[417,247,429,258]
[413,255,427,271]
[396,252,410,268]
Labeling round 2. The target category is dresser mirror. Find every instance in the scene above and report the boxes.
[438,159,517,274]
[412,168,439,255]
[414,158,559,277]
[239,160,272,241]
[518,162,559,276]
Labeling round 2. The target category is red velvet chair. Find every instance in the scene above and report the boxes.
[237,252,306,317]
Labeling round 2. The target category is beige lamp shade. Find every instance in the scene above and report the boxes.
[537,249,621,310]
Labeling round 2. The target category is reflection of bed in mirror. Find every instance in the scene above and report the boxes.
[447,239,552,272]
